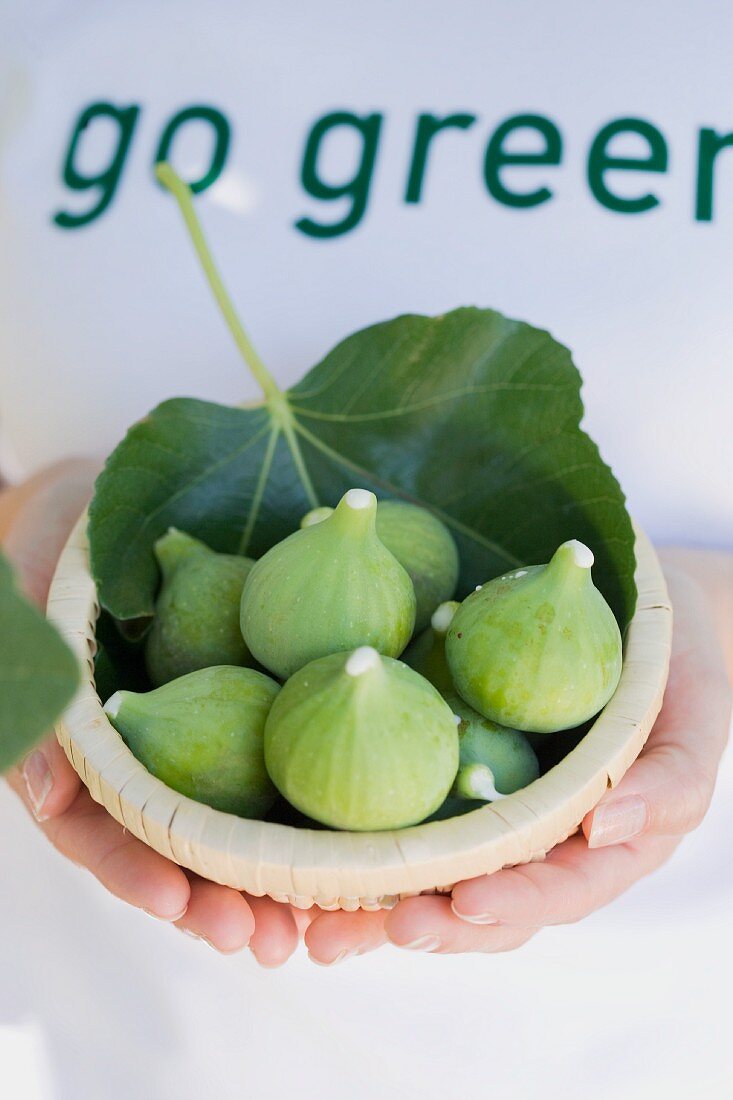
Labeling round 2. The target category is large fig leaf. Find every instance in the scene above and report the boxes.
[0,553,80,771]
[89,307,636,631]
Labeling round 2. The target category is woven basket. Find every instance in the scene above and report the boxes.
[47,513,672,911]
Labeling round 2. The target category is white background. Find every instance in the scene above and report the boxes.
[1,2,732,1097]
[1,0,732,545]
[1,744,732,1100]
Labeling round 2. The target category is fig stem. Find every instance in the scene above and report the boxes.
[155,162,319,510]
[155,162,281,406]
[453,763,505,802]
[154,528,205,578]
[560,539,594,569]
[330,489,377,536]
[104,691,123,720]
[301,506,334,529]
[431,601,459,635]
[545,539,595,590]
[345,647,382,677]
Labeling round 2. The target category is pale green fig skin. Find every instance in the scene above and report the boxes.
[446,693,540,797]
[300,506,334,528]
[446,542,623,734]
[145,528,255,687]
[374,501,460,634]
[402,600,461,695]
[299,500,460,635]
[241,490,416,680]
[404,603,539,804]
[264,649,460,831]
[105,665,280,818]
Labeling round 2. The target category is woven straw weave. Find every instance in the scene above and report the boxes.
[47,515,672,911]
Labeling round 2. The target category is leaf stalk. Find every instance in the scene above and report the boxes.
[155,163,282,406]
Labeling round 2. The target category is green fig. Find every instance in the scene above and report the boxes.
[404,601,539,801]
[446,540,623,734]
[374,501,459,633]
[402,600,461,694]
[104,665,279,818]
[300,500,459,634]
[145,528,255,686]
[241,489,416,680]
[264,646,459,831]
[300,506,334,528]
[450,703,540,800]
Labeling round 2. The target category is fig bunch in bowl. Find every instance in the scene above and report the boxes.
[104,486,622,832]
[90,165,634,838]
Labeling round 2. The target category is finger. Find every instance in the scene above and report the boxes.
[245,895,300,968]
[304,908,388,965]
[7,735,81,821]
[583,569,731,850]
[0,460,94,542]
[290,904,319,939]
[1,458,100,606]
[175,876,255,954]
[658,548,733,680]
[385,895,536,954]
[451,832,679,928]
[451,561,729,930]
[40,786,190,920]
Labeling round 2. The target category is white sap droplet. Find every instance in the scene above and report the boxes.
[431,602,457,633]
[514,570,528,578]
[344,488,375,510]
[453,713,462,726]
[345,646,381,677]
[475,584,483,592]
[563,539,594,569]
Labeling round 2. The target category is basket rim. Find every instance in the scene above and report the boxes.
[47,513,672,908]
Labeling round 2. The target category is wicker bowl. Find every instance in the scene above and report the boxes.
[47,513,672,911]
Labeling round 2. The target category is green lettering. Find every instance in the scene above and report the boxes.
[154,105,231,193]
[53,101,140,229]
[296,111,382,239]
[587,118,667,214]
[484,114,562,208]
[695,128,733,221]
[404,113,476,203]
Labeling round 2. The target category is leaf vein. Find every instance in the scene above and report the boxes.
[292,422,522,567]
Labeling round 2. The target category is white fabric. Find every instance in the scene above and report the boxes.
[1,0,732,546]
[1,741,732,1100]
[1,2,732,1097]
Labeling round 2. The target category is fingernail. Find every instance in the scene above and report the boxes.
[587,794,649,848]
[22,750,53,821]
[399,934,442,952]
[200,936,246,955]
[178,928,245,954]
[144,904,189,923]
[450,902,500,925]
[308,947,360,967]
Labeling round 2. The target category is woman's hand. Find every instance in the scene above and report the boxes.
[5,464,730,967]
[304,553,732,962]
[1,461,307,965]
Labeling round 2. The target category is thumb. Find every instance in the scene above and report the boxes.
[583,567,732,849]
[2,457,100,817]
[5,735,85,822]
[1,458,100,606]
